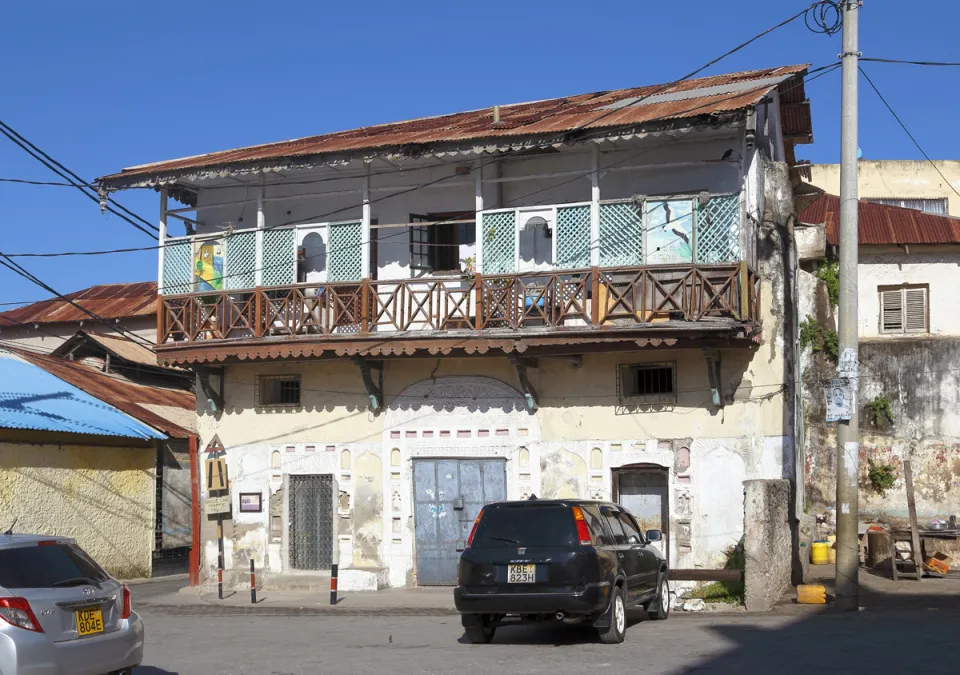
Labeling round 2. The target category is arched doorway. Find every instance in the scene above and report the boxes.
[384,376,539,585]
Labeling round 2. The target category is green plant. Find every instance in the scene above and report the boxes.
[867,458,897,496]
[688,580,745,605]
[799,316,820,351]
[822,328,839,361]
[866,395,894,427]
[798,316,838,362]
[815,259,840,308]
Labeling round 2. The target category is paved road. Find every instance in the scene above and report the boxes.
[132,604,960,675]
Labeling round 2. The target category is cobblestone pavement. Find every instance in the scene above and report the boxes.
[133,602,960,675]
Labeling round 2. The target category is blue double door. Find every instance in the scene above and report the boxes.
[413,458,506,585]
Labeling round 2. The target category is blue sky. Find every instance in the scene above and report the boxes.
[1,0,957,305]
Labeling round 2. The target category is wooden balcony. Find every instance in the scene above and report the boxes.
[156,264,760,364]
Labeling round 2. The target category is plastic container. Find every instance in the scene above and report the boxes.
[811,540,830,565]
[827,535,837,564]
[797,584,827,604]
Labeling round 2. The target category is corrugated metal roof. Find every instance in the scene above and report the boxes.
[8,348,195,438]
[0,282,157,326]
[0,350,166,440]
[99,65,810,187]
[55,331,162,369]
[798,192,960,246]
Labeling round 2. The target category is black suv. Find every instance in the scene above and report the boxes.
[454,498,669,644]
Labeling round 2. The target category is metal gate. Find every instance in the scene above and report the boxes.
[289,474,334,570]
[413,458,506,585]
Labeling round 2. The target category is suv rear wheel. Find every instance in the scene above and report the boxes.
[597,585,626,644]
[462,614,496,644]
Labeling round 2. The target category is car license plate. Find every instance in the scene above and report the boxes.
[508,564,536,583]
[76,607,104,637]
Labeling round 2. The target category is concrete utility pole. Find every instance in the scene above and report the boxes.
[835,0,861,611]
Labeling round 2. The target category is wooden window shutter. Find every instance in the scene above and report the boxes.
[904,288,927,333]
[880,290,903,333]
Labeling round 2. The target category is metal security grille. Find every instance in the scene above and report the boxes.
[161,240,192,295]
[617,362,678,405]
[599,201,643,267]
[696,194,741,264]
[225,231,257,290]
[556,205,591,269]
[327,221,362,282]
[289,474,334,570]
[255,375,302,407]
[481,211,516,274]
[262,228,296,287]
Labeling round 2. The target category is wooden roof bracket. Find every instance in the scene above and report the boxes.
[352,356,384,412]
[509,355,539,412]
[195,366,224,414]
[702,348,723,408]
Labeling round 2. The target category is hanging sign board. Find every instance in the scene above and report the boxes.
[204,495,231,516]
[825,378,854,422]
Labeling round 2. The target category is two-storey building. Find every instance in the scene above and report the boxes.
[98,64,813,589]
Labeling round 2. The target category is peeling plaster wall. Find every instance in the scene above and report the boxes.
[0,442,155,579]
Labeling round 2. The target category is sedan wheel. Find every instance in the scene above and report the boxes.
[648,576,670,620]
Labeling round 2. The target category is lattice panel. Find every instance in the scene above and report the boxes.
[225,231,257,290]
[599,201,643,267]
[556,205,591,270]
[161,240,192,295]
[327,221,362,282]
[481,211,516,274]
[262,228,295,287]
[696,194,742,263]
[288,474,334,570]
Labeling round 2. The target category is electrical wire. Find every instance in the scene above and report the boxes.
[860,57,960,67]
[858,65,960,202]
[804,0,843,36]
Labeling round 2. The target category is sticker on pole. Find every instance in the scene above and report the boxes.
[825,378,854,422]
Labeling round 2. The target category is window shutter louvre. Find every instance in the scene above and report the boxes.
[904,288,927,333]
[881,290,903,333]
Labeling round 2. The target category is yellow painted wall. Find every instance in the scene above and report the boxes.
[0,442,156,579]
[806,161,960,216]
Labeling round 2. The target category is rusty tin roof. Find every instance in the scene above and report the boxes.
[0,282,157,326]
[9,347,195,438]
[99,65,811,188]
[798,192,960,246]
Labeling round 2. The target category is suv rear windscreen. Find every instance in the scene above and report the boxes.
[472,505,576,548]
[0,544,110,589]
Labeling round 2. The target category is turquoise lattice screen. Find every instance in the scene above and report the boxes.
[555,205,591,269]
[225,231,257,290]
[599,201,643,267]
[481,211,516,274]
[161,239,192,295]
[262,228,295,287]
[696,194,741,263]
[327,221,362,282]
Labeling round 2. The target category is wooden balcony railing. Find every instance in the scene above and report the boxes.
[157,264,759,345]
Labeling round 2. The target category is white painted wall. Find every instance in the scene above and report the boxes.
[857,246,960,337]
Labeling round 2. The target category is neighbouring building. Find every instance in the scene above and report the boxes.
[0,349,168,578]
[0,286,197,574]
[97,64,814,589]
[0,281,158,350]
[801,160,960,217]
[796,188,960,523]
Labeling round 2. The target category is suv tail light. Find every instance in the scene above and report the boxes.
[571,506,592,546]
[465,509,484,549]
[121,585,131,619]
[0,597,43,632]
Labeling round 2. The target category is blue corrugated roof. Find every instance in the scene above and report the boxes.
[0,351,165,440]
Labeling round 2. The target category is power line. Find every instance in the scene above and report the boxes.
[861,57,960,67]
[858,65,960,202]
[0,120,160,240]
[0,177,97,187]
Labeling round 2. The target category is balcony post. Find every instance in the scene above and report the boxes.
[475,161,484,273]
[591,266,601,325]
[474,272,483,328]
[254,287,263,338]
[590,144,601,267]
[739,260,749,321]
[255,174,265,287]
[361,278,370,333]
[361,163,371,279]
[157,189,167,345]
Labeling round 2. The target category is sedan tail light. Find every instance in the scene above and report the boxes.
[0,597,43,632]
[571,506,592,546]
[121,585,131,619]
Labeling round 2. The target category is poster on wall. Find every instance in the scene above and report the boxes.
[824,378,854,422]
[646,200,694,264]
[194,239,224,292]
